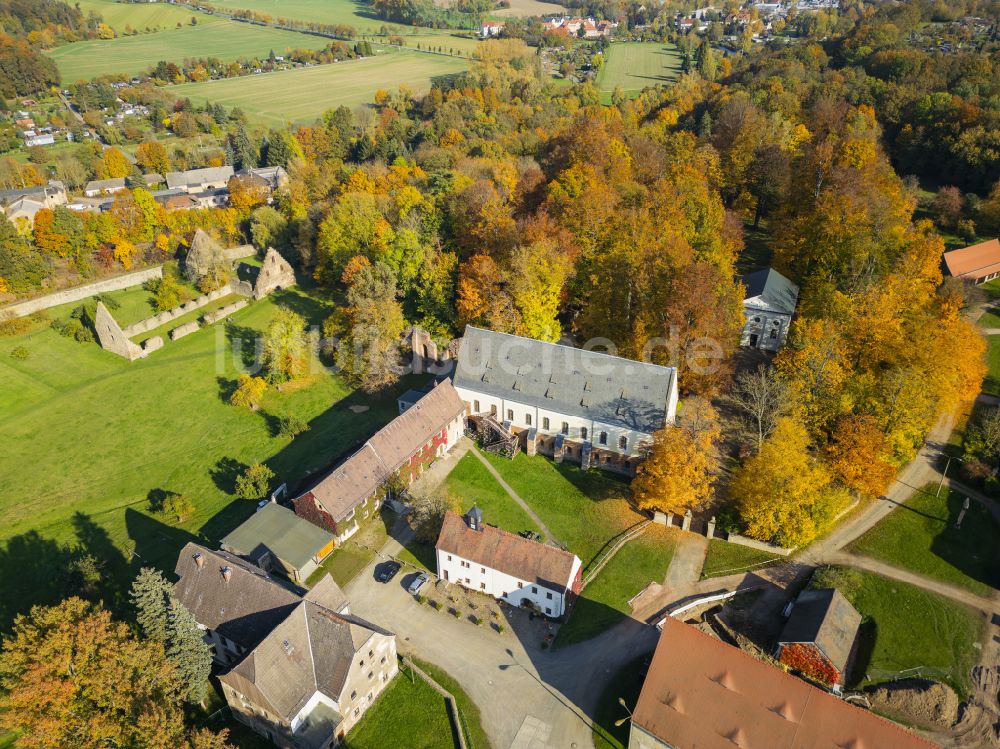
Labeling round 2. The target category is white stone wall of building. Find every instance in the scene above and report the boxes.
[435,546,579,618]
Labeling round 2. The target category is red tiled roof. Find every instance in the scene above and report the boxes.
[436,511,579,591]
[633,618,939,749]
[300,381,465,522]
[943,238,1000,279]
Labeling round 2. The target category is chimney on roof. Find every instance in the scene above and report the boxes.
[466,506,484,531]
[193,552,204,568]
[221,566,232,582]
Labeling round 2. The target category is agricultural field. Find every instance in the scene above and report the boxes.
[595,42,682,104]
[492,0,566,16]
[71,0,205,33]
[208,0,386,32]
[0,282,425,634]
[168,49,468,126]
[46,19,332,80]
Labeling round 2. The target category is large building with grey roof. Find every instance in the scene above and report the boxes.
[452,326,678,474]
[174,543,395,749]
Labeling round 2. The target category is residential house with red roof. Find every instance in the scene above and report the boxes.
[943,238,1000,284]
[436,508,582,618]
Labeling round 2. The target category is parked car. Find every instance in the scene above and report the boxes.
[376,561,402,583]
[407,572,429,595]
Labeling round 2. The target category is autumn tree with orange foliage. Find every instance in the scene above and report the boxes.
[632,398,721,516]
[0,597,234,749]
[825,415,896,498]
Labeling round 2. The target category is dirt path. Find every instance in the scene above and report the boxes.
[469,446,561,546]
[662,534,709,590]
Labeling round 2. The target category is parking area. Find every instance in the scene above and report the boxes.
[346,550,653,749]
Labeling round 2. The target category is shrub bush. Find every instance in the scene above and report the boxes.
[0,313,31,338]
[279,415,309,437]
[10,345,28,360]
[235,463,275,500]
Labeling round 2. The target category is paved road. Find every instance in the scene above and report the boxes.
[346,551,657,749]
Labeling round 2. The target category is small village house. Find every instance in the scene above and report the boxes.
[293,380,466,540]
[1,181,67,225]
[84,177,127,197]
[776,588,861,688]
[480,21,505,37]
[173,544,396,748]
[436,508,582,618]
[943,238,1000,284]
[740,267,799,352]
[452,326,678,475]
[221,501,337,584]
[628,617,938,749]
[165,165,235,193]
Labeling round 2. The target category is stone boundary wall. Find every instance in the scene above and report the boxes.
[204,300,247,324]
[222,245,255,262]
[170,321,199,340]
[141,336,164,354]
[2,266,163,318]
[726,533,795,557]
[123,287,229,337]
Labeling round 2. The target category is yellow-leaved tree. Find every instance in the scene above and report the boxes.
[732,416,849,548]
[632,399,721,516]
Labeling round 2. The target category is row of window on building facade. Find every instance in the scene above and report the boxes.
[474,400,628,449]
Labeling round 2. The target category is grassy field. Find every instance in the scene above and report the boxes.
[811,566,985,697]
[209,0,386,32]
[595,42,682,104]
[412,658,491,749]
[555,525,676,647]
[701,539,781,579]
[345,664,456,749]
[72,0,205,33]
[984,335,1000,397]
[168,49,468,126]
[493,0,566,16]
[480,453,641,567]
[47,19,331,80]
[849,484,1000,597]
[0,282,425,633]
[443,452,543,538]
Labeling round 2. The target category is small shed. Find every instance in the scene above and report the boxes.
[222,502,336,583]
[777,588,861,687]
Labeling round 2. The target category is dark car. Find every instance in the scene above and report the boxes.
[376,561,402,583]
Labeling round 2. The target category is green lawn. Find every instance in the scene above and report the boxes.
[811,566,985,697]
[984,335,1000,397]
[207,0,391,33]
[848,484,1000,597]
[0,283,423,633]
[306,513,391,588]
[480,453,640,566]
[443,452,543,537]
[412,658,491,749]
[978,306,1000,330]
[71,0,206,33]
[345,664,456,749]
[701,539,780,579]
[595,42,682,104]
[981,278,1000,302]
[555,525,676,647]
[47,19,332,80]
[167,48,468,126]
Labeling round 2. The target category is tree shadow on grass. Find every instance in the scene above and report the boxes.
[224,322,264,371]
[211,456,249,495]
[268,287,335,326]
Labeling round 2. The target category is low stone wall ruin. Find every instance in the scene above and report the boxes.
[203,300,248,324]
[123,287,229,337]
[169,321,200,341]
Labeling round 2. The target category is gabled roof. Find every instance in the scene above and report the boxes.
[220,601,392,723]
[165,165,234,190]
[742,267,799,314]
[452,326,677,433]
[943,238,1000,279]
[778,588,861,673]
[436,511,580,592]
[633,618,937,749]
[84,177,126,192]
[297,380,465,522]
[222,503,335,572]
[173,542,302,650]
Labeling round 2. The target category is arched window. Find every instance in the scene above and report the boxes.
[618,435,627,450]
[525,413,532,426]
[542,417,550,430]
[561,422,569,435]
[506,408,513,421]
[599,431,608,446]
[581,427,588,440]
[490,404,497,416]
[473,400,480,412]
